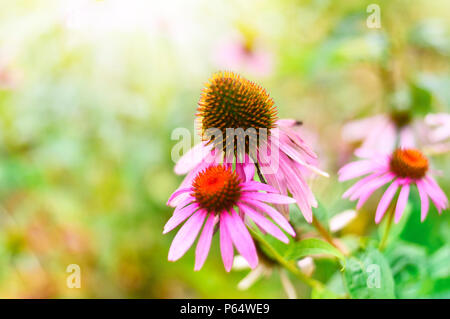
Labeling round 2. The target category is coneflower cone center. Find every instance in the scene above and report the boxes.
[390,148,428,179]
[192,165,242,212]
[197,72,277,152]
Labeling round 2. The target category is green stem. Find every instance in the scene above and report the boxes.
[254,162,267,184]
[249,228,325,291]
[379,204,395,251]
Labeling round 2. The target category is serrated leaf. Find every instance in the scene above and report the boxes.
[284,238,345,261]
[343,248,396,299]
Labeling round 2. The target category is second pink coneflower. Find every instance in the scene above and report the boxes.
[339,148,448,223]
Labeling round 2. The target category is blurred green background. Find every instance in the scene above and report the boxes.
[0,0,448,298]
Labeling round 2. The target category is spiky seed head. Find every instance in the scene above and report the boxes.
[192,165,242,213]
[390,148,428,179]
[197,71,278,153]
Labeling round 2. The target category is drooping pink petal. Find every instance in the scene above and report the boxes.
[375,180,399,224]
[238,203,289,243]
[425,176,449,208]
[261,168,290,217]
[281,155,317,205]
[163,202,199,234]
[277,138,328,177]
[225,209,258,269]
[194,214,217,271]
[421,177,447,212]
[235,163,246,181]
[278,154,317,221]
[416,180,430,222]
[281,164,313,222]
[220,212,234,272]
[338,160,380,181]
[241,198,295,237]
[167,188,192,206]
[343,172,383,199]
[242,192,296,204]
[242,156,255,182]
[350,172,393,201]
[174,142,213,175]
[241,181,278,193]
[354,173,396,209]
[168,210,207,262]
[395,184,410,223]
[278,123,318,160]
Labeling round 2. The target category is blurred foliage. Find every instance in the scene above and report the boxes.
[0,0,448,298]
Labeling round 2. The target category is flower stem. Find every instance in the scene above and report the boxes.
[254,162,267,184]
[312,216,348,256]
[249,228,325,292]
[379,204,395,251]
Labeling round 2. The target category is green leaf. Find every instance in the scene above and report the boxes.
[284,238,345,261]
[343,248,396,299]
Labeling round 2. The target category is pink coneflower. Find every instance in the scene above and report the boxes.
[342,112,418,157]
[165,164,296,271]
[339,148,448,223]
[174,72,328,223]
[213,36,273,77]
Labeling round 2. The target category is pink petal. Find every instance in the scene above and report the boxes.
[421,178,446,212]
[168,210,207,262]
[243,158,255,182]
[167,188,192,206]
[354,173,396,209]
[350,172,393,201]
[241,181,278,193]
[242,192,296,204]
[163,202,198,234]
[194,214,216,271]
[241,198,296,237]
[395,184,410,223]
[220,212,234,272]
[375,181,399,224]
[278,140,328,177]
[174,142,212,175]
[338,160,379,181]
[239,203,289,243]
[425,176,449,208]
[416,181,429,222]
[343,172,381,199]
[225,209,258,269]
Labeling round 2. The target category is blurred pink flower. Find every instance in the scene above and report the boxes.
[0,55,21,90]
[341,114,418,157]
[165,164,296,272]
[213,38,273,77]
[426,113,450,142]
[339,148,448,223]
[424,113,450,154]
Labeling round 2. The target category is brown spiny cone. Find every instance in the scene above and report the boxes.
[197,71,278,154]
